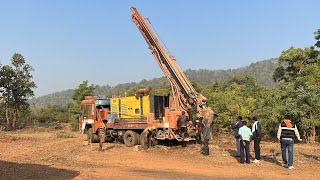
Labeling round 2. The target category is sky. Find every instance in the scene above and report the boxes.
[0,0,319,97]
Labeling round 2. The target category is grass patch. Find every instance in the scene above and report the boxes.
[56,132,74,138]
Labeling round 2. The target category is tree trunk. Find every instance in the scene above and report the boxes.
[309,125,316,144]
[308,113,316,144]
[318,126,320,143]
[5,104,12,131]
[12,108,17,131]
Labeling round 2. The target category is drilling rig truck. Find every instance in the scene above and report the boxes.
[79,7,214,147]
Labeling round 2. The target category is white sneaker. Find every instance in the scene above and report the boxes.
[253,159,260,164]
[282,163,288,168]
[288,166,294,170]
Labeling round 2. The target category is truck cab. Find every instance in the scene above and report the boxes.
[79,96,110,142]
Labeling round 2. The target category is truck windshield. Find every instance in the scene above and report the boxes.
[95,99,110,109]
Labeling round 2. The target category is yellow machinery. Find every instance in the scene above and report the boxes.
[111,95,150,119]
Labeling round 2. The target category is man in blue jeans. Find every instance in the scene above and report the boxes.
[232,116,243,157]
[277,115,302,169]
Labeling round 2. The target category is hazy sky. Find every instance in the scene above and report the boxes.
[0,0,319,97]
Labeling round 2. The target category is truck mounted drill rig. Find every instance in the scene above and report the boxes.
[79,7,214,147]
[130,7,214,123]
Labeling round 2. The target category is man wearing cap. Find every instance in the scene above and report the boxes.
[195,120,203,144]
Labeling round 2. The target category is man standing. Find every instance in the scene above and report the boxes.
[201,118,210,156]
[177,111,188,141]
[195,120,203,144]
[238,121,252,164]
[251,116,262,163]
[98,121,106,151]
[277,115,302,169]
[232,116,243,157]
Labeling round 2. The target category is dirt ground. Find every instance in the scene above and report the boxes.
[0,125,319,180]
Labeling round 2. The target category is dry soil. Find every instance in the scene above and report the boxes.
[0,125,319,180]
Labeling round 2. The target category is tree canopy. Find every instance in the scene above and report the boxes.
[272,29,320,143]
[0,53,36,130]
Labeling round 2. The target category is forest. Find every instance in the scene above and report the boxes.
[1,29,320,143]
[28,58,278,108]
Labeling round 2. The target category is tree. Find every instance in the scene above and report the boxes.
[0,53,36,130]
[273,36,320,143]
[315,29,320,48]
[70,81,96,130]
[202,76,261,132]
[0,63,4,128]
[226,75,257,87]
[72,80,96,104]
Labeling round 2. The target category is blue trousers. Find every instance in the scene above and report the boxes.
[235,138,241,156]
[280,139,294,166]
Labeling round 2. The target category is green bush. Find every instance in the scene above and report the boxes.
[70,118,79,131]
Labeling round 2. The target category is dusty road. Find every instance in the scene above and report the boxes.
[0,126,319,180]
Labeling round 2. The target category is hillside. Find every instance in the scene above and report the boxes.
[28,58,278,107]
[29,89,74,108]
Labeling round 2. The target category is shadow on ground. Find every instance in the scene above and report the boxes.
[261,148,282,166]
[0,160,80,180]
[226,148,240,162]
[103,143,116,151]
[301,153,320,162]
[130,168,243,180]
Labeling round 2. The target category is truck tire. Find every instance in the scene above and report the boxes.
[124,130,138,147]
[87,128,99,143]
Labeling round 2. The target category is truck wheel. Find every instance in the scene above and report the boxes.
[124,130,138,147]
[87,128,99,143]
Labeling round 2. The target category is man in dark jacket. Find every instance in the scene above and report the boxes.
[251,116,262,163]
[177,111,188,141]
[277,115,302,169]
[232,116,243,157]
